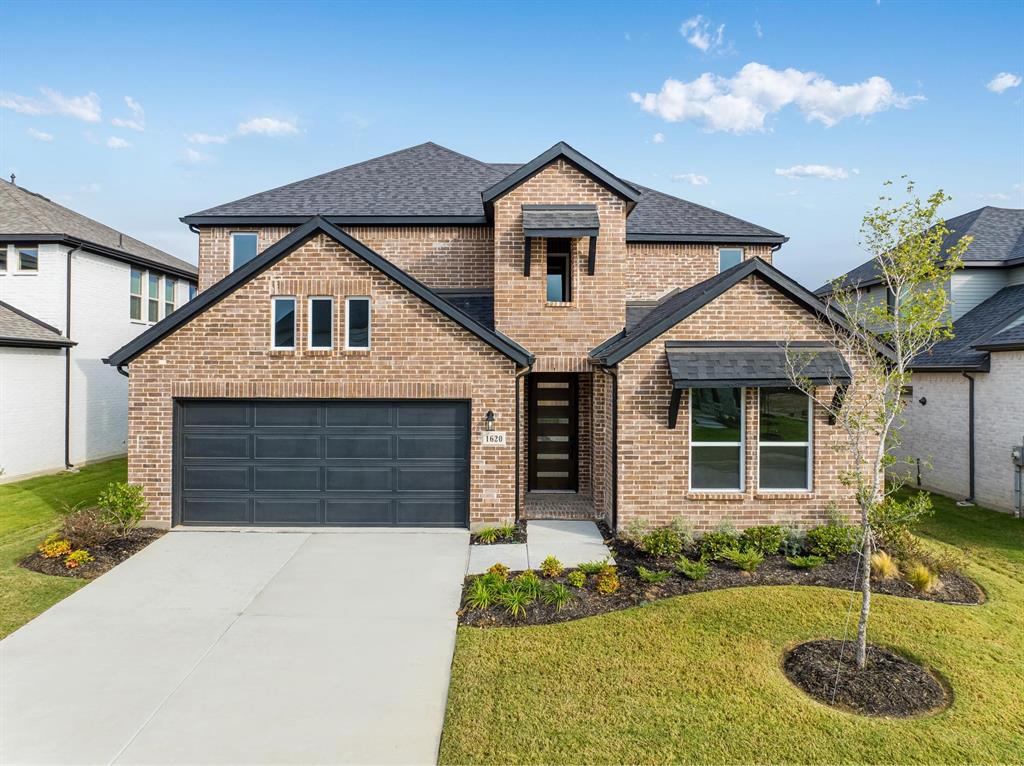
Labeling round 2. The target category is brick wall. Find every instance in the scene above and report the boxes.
[623,242,773,301]
[129,232,518,528]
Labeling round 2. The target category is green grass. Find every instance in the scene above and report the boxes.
[0,458,126,638]
[440,493,1024,764]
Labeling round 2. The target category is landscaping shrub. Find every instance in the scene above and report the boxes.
[780,526,806,557]
[676,558,710,580]
[540,582,572,611]
[38,534,72,559]
[786,555,825,569]
[640,527,684,558]
[61,505,113,548]
[539,555,563,578]
[595,565,620,595]
[487,563,510,580]
[721,548,764,574]
[920,547,967,575]
[697,527,740,560]
[497,523,517,541]
[740,525,786,556]
[636,565,672,584]
[904,562,940,593]
[870,492,934,551]
[621,518,650,542]
[475,527,499,544]
[870,551,899,579]
[577,559,609,575]
[566,570,586,588]
[97,482,147,538]
[64,549,94,569]
[514,570,542,599]
[499,586,533,618]
[465,577,497,610]
[805,523,859,561]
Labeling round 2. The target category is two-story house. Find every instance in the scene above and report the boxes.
[818,206,1024,516]
[0,179,198,480]
[107,142,878,531]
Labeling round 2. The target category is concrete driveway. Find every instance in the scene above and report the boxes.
[1,529,469,765]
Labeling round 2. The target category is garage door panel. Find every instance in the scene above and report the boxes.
[255,402,322,427]
[397,403,467,428]
[324,499,394,525]
[254,499,319,525]
[397,434,466,460]
[182,498,251,524]
[254,435,320,459]
[182,466,250,491]
[324,436,392,460]
[398,467,467,492]
[325,403,392,427]
[397,499,465,526]
[254,467,321,491]
[184,401,251,427]
[325,467,394,492]
[184,435,250,460]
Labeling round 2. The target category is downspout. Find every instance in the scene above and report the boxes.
[961,372,976,504]
[600,365,619,531]
[514,364,532,523]
[64,245,82,470]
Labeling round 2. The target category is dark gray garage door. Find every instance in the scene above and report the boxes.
[175,400,469,527]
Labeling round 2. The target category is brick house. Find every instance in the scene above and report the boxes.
[107,142,875,531]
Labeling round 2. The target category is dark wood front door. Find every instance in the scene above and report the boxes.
[528,374,578,491]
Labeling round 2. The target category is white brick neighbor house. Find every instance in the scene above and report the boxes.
[819,206,1024,516]
[0,179,198,480]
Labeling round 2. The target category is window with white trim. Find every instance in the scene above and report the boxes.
[231,232,259,271]
[345,297,370,350]
[130,268,144,320]
[17,246,38,272]
[164,277,176,317]
[309,297,333,349]
[718,247,743,272]
[147,273,160,322]
[690,387,744,490]
[758,387,812,490]
[188,283,197,301]
[0,244,8,272]
[272,297,296,350]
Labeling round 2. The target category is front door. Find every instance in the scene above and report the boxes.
[528,374,578,491]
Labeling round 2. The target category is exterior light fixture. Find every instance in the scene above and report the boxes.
[485,410,496,431]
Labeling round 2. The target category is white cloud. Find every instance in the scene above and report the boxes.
[181,147,211,165]
[186,132,229,144]
[630,62,922,133]
[754,21,763,38]
[27,128,54,142]
[652,132,665,144]
[671,172,709,185]
[237,117,298,136]
[111,95,145,131]
[986,72,1021,94]
[680,15,726,53]
[106,136,131,149]
[775,164,849,180]
[0,88,101,121]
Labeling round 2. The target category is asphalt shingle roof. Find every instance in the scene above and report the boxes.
[434,290,494,330]
[0,180,196,277]
[0,300,74,347]
[914,284,1024,369]
[666,343,851,388]
[522,205,599,235]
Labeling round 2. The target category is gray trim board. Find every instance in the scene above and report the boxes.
[180,214,490,227]
[0,234,198,281]
[626,233,789,245]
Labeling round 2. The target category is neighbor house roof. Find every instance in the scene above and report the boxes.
[816,206,1024,295]
[0,300,75,348]
[913,284,1024,370]
[0,179,197,280]
[181,142,787,245]
[105,217,532,368]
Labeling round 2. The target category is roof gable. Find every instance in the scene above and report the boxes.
[105,217,532,367]
[0,300,75,348]
[913,284,1024,369]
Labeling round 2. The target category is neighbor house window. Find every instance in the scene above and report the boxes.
[309,297,333,349]
[0,245,7,272]
[546,239,571,302]
[690,387,744,491]
[718,247,743,272]
[164,277,176,317]
[272,297,296,349]
[130,268,144,320]
[759,387,812,490]
[231,232,259,271]
[17,247,38,272]
[148,273,160,322]
[345,297,370,349]
[188,283,197,301]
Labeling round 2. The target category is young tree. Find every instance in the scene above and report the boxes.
[786,179,969,669]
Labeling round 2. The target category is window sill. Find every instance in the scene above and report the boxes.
[686,491,747,501]
[545,301,575,308]
[10,272,39,276]
[344,347,371,353]
[269,348,296,354]
[755,491,814,499]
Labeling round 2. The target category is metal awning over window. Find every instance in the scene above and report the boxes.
[665,341,851,428]
[522,204,600,276]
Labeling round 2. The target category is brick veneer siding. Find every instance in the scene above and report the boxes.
[128,232,518,528]
[197,225,493,292]
[623,243,773,301]
[613,274,878,532]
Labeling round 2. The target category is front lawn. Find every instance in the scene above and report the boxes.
[440,494,1024,764]
[0,458,126,638]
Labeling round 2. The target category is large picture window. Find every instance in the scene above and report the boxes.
[759,387,812,490]
[690,387,744,490]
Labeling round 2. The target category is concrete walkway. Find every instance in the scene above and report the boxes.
[466,520,612,574]
[1,529,469,765]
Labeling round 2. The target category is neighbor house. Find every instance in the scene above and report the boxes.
[818,206,1024,516]
[0,179,198,480]
[107,142,878,531]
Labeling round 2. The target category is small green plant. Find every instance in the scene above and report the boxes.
[515,570,542,599]
[540,582,572,611]
[805,523,859,561]
[497,523,517,540]
[870,551,899,579]
[636,565,672,584]
[97,482,147,538]
[779,526,806,557]
[595,565,620,595]
[697,528,740,560]
[60,504,113,548]
[740,525,786,556]
[577,559,610,575]
[539,555,564,578]
[486,562,510,580]
[566,570,586,588]
[669,517,694,548]
[465,576,496,610]
[640,527,684,558]
[475,527,500,544]
[786,554,825,570]
[920,547,967,575]
[870,493,934,551]
[499,586,534,618]
[38,534,72,559]
[676,558,710,580]
[720,548,764,574]
[904,562,940,593]
[64,549,94,569]
[621,518,651,542]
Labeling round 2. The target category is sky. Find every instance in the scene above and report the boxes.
[1,0,1022,288]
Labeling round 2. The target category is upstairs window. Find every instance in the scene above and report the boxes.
[0,245,7,272]
[690,387,744,491]
[345,297,371,350]
[147,273,160,322]
[272,297,296,350]
[164,277,176,317]
[130,268,144,321]
[546,239,571,302]
[759,387,812,490]
[17,246,38,272]
[718,247,743,272]
[232,232,259,270]
[309,297,333,349]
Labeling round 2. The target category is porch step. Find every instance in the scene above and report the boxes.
[521,493,602,522]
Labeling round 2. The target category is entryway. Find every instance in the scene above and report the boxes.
[528,373,578,491]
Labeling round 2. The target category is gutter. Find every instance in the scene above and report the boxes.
[961,372,976,504]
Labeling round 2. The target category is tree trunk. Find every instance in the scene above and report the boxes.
[855,524,872,669]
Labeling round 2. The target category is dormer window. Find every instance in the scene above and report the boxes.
[546,239,572,302]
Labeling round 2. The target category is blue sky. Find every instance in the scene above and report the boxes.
[1,0,1021,287]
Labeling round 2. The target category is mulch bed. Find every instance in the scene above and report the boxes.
[20,528,165,580]
[783,639,949,717]
[458,534,983,628]
[470,521,527,545]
